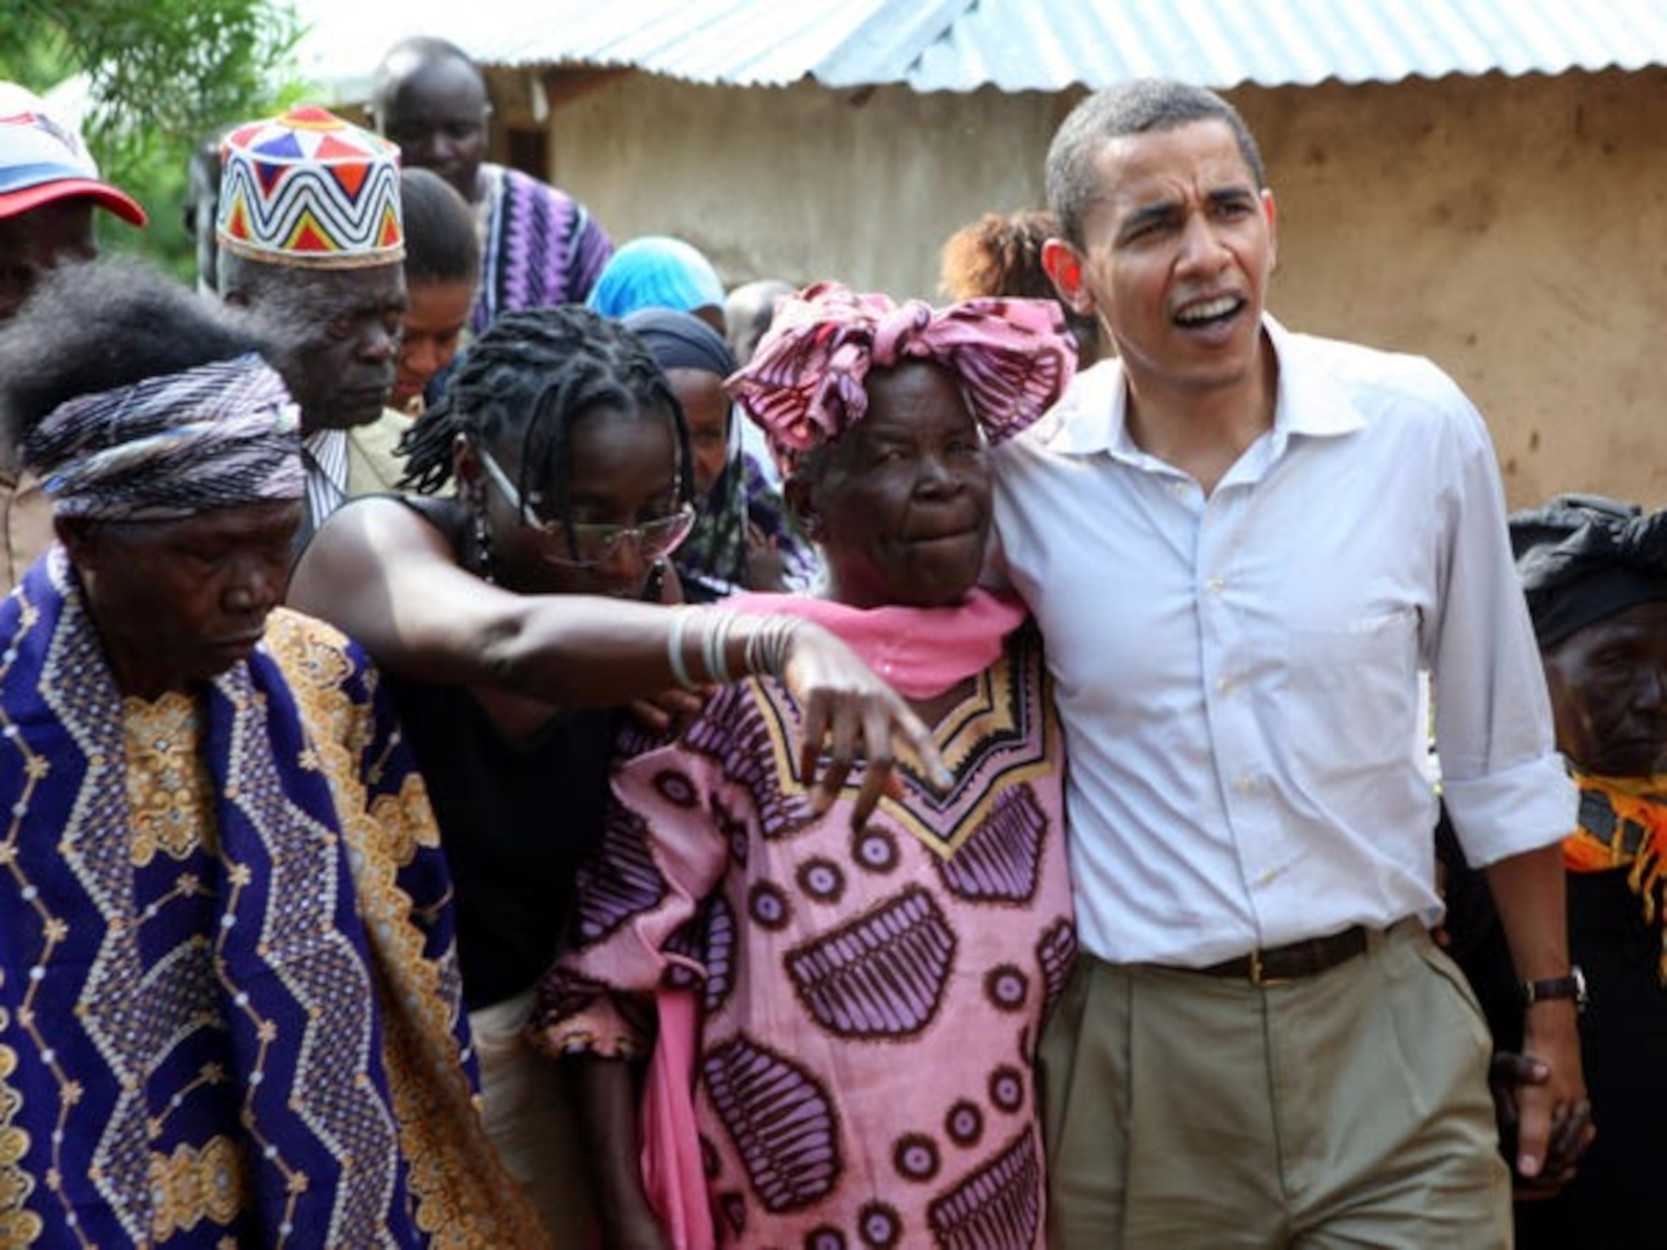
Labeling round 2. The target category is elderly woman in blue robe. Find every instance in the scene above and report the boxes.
[0,260,544,1247]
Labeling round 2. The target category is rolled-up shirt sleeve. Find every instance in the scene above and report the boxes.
[1425,396,1576,867]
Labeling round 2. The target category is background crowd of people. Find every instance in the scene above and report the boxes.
[0,34,1659,1250]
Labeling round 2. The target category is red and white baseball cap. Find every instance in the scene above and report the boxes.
[0,83,146,226]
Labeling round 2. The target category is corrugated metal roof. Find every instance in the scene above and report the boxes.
[892,0,1667,92]
[295,0,1667,98]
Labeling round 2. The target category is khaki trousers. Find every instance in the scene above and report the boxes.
[472,989,598,1247]
[1040,919,1511,1249]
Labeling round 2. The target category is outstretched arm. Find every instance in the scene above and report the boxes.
[288,498,946,825]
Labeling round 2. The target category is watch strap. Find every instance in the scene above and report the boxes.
[1522,966,1587,1009]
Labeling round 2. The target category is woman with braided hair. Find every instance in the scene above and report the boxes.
[287,303,947,1245]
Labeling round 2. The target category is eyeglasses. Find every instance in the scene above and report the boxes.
[476,445,696,567]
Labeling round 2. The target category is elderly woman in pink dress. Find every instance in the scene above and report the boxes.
[537,281,1078,1249]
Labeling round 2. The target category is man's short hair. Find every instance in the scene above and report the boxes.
[371,36,485,120]
[1045,79,1266,247]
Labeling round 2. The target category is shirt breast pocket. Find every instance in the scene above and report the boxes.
[1279,607,1421,780]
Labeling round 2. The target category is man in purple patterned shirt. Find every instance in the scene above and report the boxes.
[371,36,614,341]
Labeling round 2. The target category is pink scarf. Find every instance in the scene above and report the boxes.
[731,587,1029,699]
[640,988,711,1249]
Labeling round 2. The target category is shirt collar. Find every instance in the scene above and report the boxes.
[1029,315,1367,459]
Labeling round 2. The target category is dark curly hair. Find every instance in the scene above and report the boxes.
[0,258,267,451]
[939,209,1061,304]
[398,304,694,522]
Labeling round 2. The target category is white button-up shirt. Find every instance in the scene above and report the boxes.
[992,318,1575,967]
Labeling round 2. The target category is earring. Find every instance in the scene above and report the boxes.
[470,494,496,585]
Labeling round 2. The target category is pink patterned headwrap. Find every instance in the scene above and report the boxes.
[725,281,1075,473]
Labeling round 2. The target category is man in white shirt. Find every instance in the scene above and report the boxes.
[992,79,1585,1248]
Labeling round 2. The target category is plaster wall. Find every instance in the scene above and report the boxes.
[550,69,1667,508]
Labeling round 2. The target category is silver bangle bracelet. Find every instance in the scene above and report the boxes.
[667,607,700,692]
[743,614,801,678]
[701,610,738,687]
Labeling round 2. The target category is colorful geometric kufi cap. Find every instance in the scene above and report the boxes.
[0,82,147,225]
[217,105,404,269]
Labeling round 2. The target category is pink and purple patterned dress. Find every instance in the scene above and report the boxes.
[539,624,1073,1249]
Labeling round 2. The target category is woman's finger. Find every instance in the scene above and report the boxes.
[848,700,898,829]
[798,688,831,792]
[811,697,861,815]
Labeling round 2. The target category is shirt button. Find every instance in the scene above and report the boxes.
[1216,676,1235,695]
[1205,577,1226,595]
[1233,774,1257,793]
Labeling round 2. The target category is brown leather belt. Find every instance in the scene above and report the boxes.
[1198,925,1370,986]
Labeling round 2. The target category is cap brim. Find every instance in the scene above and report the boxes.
[0,177,147,226]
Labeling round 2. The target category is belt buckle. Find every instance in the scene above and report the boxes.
[1248,950,1291,987]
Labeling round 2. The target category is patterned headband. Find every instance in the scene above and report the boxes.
[24,354,305,521]
[217,105,404,270]
[726,280,1075,473]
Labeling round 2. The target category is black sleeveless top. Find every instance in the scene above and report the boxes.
[387,496,620,1009]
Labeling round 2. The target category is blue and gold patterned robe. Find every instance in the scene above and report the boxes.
[0,551,544,1247]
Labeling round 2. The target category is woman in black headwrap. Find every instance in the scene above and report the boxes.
[1443,494,1666,1250]
[623,307,820,603]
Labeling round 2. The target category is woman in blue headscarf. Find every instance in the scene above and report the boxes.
[586,236,727,333]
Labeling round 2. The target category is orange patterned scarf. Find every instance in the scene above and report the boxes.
[1563,770,1667,979]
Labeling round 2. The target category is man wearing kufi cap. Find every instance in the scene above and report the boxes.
[0,82,148,591]
[0,258,547,1246]
[216,104,410,547]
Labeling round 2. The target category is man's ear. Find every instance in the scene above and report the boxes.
[1042,238,1093,316]
[1262,188,1279,274]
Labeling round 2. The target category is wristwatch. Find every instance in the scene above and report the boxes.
[1522,965,1587,1012]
